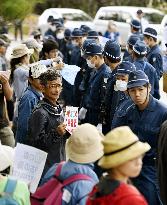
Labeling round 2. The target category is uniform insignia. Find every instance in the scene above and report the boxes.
[153,57,156,62]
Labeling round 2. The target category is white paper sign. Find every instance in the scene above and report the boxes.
[11,143,47,193]
[64,106,78,134]
[60,64,80,85]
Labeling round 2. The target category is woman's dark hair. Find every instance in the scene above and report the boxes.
[10,54,27,83]
[39,69,61,86]
[41,39,59,60]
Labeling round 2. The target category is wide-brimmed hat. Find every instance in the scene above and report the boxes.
[23,39,43,52]
[98,126,150,169]
[0,141,14,171]
[11,44,34,59]
[66,123,104,164]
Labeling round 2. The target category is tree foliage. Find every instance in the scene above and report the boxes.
[35,0,166,17]
[0,0,43,21]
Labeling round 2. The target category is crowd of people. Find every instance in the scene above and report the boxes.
[0,8,167,205]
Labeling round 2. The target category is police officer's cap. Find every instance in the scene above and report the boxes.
[87,30,99,39]
[56,23,64,30]
[64,29,71,37]
[127,70,149,89]
[103,40,121,60]
[127,35,140,46]
[82,39,96,51]
[133,40,147,55]
[83,43,103,58]
[81,25,91,35]
[143,27,157,39]
[130,19,141,29]
[117,61,136,76]
[71,29,83,37]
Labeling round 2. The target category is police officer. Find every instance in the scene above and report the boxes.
[130,19,143,38]
[79,42,110,126]
[70,28,83,66]
[144,27,163,80]
[112,70,167,205]
[87,30,99,43]
[102,40,121,134]
[132,40,160,99]
[70,29,90,107]
[123,34,140,60]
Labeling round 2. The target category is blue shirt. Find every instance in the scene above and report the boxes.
[133,58,160,99]
[40,160,99,205]
[16,86,42,143]
[86,64,111,109]
[146,44,163,79]
[112,95,167,165]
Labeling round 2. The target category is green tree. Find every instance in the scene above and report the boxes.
[0,0,43,21]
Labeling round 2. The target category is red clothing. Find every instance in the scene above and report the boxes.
[86,179,148,205]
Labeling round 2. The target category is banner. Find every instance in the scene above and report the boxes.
[64,106,78,134]
[11,143,47,193]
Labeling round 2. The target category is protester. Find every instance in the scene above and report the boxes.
[26,69,69,174]
[0,71,14,147]
[86,126,150,205]
[112,70,167,205]
[0,39,9,71]
[38,123,104,204]
[23,39,43,63]
[0,141,30,204]
[16,62,47,143]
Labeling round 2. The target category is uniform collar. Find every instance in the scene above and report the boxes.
[143,95,155,112]
[150,44,158,52]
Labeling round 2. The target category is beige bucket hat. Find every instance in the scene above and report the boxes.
[98,126,150,169]
[66,123,104,164]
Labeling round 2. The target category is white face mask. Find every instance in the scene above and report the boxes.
[115,80,127,91]
[86,59,95,68]
[72,40,79,47]
[50,25,56,32]
[57,32,64,40]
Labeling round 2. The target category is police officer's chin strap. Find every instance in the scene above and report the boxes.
[143,83,149,105]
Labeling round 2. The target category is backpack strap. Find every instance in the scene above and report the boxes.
[63,174,92,187]
[4,179,17,194]
[54,161,65,178]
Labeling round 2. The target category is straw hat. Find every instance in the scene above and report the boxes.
[66,123,104,164]
[0,141,14,171]
[11,44,34,59]
[98,126,150,169]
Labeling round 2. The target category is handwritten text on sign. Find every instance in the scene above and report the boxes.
[64,106,78,134]
[11,143,47,193]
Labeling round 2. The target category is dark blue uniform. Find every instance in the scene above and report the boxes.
[85,64,110,126]
[146,45,163,80]
[112,95,167,205]
[134,58,160,99]
[102,68,118,134]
